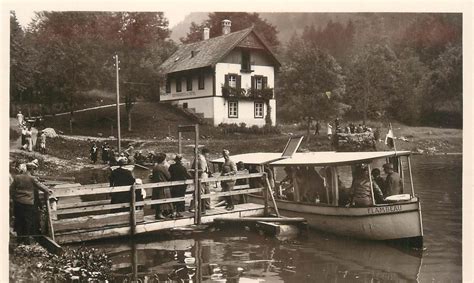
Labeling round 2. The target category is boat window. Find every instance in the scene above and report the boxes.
[274,165,339,206]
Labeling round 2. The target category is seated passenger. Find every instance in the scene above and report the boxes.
[307,167,326,203]
[383,163,402,197]
[371,168,386,196]
[350,165,373,207]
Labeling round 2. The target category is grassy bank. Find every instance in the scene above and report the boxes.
[9,241,112,281]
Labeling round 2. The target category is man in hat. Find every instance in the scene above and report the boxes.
[151,152,174,219]
[90,143,98,164]
[168,154,192,217]
[10,163,50,243]
[383,163,402,197]
[109,157,139,212]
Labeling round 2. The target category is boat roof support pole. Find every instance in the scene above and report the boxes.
[332,167,339,206]
[408,156,415,197]
[367,164,376,206]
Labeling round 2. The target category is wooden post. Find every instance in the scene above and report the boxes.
[264,173,280,217]
[261,166,269,216]
[194,124,201,225]
[131,241,138,283]
[45,191,55,241]
[178,132,182,155]
[130,184,136,236]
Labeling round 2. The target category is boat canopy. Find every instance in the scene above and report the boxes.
[270,151,411,166]
[211,152,284,165]
[212,151,411,166]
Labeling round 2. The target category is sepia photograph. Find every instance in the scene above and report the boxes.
[3,1,470,281]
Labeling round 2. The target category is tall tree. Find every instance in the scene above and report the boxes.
[416,44,462,126]
[113,12,174,131]
[180,12,279,48]
[345,44,401,123]
[278,35,345,140]
[10,12,31,107]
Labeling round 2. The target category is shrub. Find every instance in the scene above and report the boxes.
[218,123,281,135]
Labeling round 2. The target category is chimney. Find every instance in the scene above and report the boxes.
[203,27,210,40]
[222,19,231,35]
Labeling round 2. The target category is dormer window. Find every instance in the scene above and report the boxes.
[241,49,251,72]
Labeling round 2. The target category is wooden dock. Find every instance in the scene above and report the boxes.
[45,172,273,244]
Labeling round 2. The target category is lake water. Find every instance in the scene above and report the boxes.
[83,155,462,282]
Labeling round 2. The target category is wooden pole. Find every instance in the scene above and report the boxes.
[130,184,136,236]
[178,132,182,155]
[264,173,280,217]
[194,124,201,225]
[115,54,122,152]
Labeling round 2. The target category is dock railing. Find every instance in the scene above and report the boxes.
[48,172,272,243]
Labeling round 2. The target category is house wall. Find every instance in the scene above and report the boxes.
[215,63,274,96]
[176,97,215,119]
[220,48,274,66]
[212,97,276,127]
[160,70,213,102]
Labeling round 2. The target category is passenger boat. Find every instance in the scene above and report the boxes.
[212,138,424,247]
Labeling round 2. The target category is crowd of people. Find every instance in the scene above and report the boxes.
[106,146,242,220]
[17,111,48,153]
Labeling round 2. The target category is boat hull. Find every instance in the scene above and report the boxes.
[248,195,423,243]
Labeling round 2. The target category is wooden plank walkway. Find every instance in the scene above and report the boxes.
[46,172,273,244]
[55,203,264,244]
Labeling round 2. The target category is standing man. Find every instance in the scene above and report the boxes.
[101,142,110,164]
[221,149,237,211]
[169,154,192,218]
[383,163,402,197]
[39,130,47,154]
[190,148,211,214]
[10,163,50,244]
[109,157,139,212]
[151,153,173,219]
[314,121,320,135]
[90,143,98,164]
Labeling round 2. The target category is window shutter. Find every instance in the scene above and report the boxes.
[224,74,229,87]
[262,76,268,89]
[236,75,241,89]
[251,76,255,90]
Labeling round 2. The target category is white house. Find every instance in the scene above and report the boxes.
[159,20,281,127]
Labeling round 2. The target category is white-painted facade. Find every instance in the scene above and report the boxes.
[159,28,279,127]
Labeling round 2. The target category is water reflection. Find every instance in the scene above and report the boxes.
[86,227,423,282]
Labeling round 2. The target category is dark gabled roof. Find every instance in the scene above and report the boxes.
[160,27,281,74]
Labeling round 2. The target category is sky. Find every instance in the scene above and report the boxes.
[14,8,191,28]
